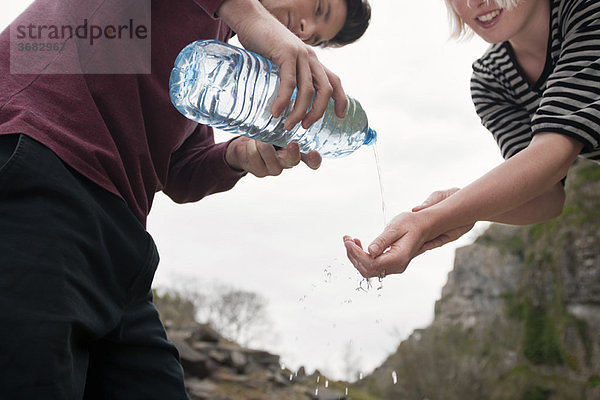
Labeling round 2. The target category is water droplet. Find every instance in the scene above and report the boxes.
[316,375,320,384]
[392,370,397,384]
[356,278,373,292]
[325,380,329,388]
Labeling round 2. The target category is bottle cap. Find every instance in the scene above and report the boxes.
[363,127,377,145]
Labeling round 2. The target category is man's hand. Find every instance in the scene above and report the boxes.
[216,0,347,131]
[226,137,321,177]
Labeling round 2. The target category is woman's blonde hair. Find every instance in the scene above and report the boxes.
[444,0,519,39]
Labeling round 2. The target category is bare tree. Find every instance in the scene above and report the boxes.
[204,286,270,347]
[154,278,274,348]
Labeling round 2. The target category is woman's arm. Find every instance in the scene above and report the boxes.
[419,133,581,236]
[345,132,583,278]
[413,182,565,227]
[487,181,565,225]
[405,180,565,256]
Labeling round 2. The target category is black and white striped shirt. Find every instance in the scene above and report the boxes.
[471,0,600,162]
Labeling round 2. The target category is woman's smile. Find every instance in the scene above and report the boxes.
[474,8,503,28]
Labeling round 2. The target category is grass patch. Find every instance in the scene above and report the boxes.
[523,306,564,366]
[588,376,600,388]
[502,292,527,320]
[522,386,552,400]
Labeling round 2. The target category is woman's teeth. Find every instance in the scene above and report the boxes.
[478,10,500,22]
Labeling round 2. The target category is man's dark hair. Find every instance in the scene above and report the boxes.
[325,0,371,48]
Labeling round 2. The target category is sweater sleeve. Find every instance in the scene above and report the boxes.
[192,0,227,19]
[163,124,246,203]
[531,1,600,154]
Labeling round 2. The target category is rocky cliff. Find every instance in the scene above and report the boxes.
[166,323,369,400]
[357,158,600,400]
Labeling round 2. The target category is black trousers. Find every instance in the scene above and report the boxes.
[0,134,188,399]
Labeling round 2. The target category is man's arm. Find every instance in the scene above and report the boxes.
[216,0,347,130]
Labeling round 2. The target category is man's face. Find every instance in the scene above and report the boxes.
[261,0,347,46]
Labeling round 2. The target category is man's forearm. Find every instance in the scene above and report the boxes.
[216,0,268,34]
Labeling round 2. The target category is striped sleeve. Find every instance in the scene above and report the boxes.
[470,46,535,159]
[532,0,600,153]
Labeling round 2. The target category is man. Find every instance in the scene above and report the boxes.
[0,0,370,398]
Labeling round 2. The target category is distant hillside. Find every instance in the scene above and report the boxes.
[356,158,600,400]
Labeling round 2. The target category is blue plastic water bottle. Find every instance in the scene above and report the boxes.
[169,40,376,158]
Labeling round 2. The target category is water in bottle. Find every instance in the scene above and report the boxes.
[169,40,376,158]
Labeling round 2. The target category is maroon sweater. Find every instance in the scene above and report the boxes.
[0,0,246,226]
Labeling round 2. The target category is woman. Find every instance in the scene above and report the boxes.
[344,0,600,278]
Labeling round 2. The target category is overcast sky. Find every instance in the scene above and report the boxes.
[1,0,503,382]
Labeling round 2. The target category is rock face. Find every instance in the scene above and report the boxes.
[433,224,524,330]
[357,159,600,399]
[167,324,350,400]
